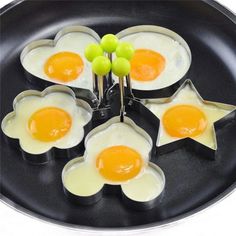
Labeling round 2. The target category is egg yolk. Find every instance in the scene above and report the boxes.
[28,107,72,142]
[163,105,208,138]
[44,52,84,82]
[130,49,166,82]
[96,145,143,182]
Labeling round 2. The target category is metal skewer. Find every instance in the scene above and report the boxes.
[119,76,125,122]
[112,56,132,123]
[92,72,99,98]
[125,74,134,98]
[98,75,104,107]
[107,53,113,87]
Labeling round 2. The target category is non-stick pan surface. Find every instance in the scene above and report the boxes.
[1,0,236,230]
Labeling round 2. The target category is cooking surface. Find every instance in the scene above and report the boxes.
[1,0,236,230]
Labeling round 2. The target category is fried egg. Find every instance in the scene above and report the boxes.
[63,161,104,197]
[121,164,164,202]
[22,32,98,90]
[2,91,91,154]
[117,31,191,90]
[146,84,233,149]
[85,122,151,183]
[62,118,165,202]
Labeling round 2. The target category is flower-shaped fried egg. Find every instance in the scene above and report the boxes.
[1,86,92,155]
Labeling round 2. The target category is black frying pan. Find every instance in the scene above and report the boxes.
[0,0,236,231]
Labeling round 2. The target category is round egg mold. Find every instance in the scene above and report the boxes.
[142,79,236,159]
[114,25,192,99]
[1,85,93,164]
[62,116,166,210]
[20,25,101,108]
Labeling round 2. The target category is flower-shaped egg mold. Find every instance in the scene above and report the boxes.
[144,79,236,158]
[21,25,100,90]
[1,85,92,164]
[62,116,165,210]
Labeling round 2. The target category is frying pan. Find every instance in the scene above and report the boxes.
[0,0,236,231]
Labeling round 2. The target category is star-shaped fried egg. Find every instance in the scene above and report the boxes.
[145,80,236,150]
[1,86,92,155]
[62,117,165,207]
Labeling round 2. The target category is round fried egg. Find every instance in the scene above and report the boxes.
[22,32,99,90]
[117,31,191,90]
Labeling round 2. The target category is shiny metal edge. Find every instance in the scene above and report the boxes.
[207,0,236,22]
[20,25,101,87]
[1,85,93,154]
[116,25,192,90]
[116,25,191,60]
[143,79,236,151]
[1,184,236,234]
[61,118,165,203]
[20,25,100,62]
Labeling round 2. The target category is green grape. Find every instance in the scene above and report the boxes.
[112,57,130,77]
[101,34,119,53]
[92,56,111,76]
[84,43,103,62]
[115,42,135,60]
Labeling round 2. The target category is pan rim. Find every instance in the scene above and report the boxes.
[0,0,236,232]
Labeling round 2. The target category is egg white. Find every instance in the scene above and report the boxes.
[146,85,233,149]
[84,121,153,187]
[85,122,152,167]
[63,161,104,196]
[3,92,91,154]
[115,32,191,90]
[22,32,97,90]
[121,165,164,202]
[63,121,165,201]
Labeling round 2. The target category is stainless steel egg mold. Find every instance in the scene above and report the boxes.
[0,83,166,210]
[115,25,192,99]
[2,23,235,211]
[141,79,236,159]
[62,116,166,211]
[1,85,93,164]
[20,24,193,103]
[20,25,101,108]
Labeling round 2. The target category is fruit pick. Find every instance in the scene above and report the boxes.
[115,42,135,97]
[101,34,119,86]
[101,34,119,54]
[112,57,131,122]
[92,56,111,105]
[84,43,104,99]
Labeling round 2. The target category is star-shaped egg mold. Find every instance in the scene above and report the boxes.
[1,85,92,164]
[144,79,236,159]
[21,25,100,91]
[62,116,165,210]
